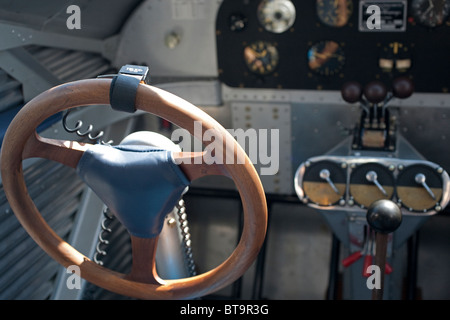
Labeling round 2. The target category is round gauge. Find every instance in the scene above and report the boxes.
[349,163,395,208]
[379,42,412,73]
[301,160,346,206]
[244,40,279,75]
[411,0,450,28]
[397,164,443,212]
[316,0,353,27]
[257,0,296,33]
[308,41,345,76]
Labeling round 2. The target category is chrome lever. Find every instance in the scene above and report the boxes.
[319,169,340,194]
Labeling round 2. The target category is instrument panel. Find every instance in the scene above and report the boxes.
[294,156,450,215]
[216,0,450,93]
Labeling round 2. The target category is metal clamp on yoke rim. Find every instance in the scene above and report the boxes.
[99,64,150,113]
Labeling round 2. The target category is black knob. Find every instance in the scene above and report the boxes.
[364,81,387,104]
[366,199,402,234]
[341,81,363,103]
[392,77,414,99]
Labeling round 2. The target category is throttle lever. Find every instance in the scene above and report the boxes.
[342,251,363,268]
[366,199,402,300]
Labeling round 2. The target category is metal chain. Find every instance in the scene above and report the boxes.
[93,207,114,265]
[176,199,197,276]
[93,200,197,278]
[61,109,113,145]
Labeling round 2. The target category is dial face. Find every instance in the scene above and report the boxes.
[244,41,279,75]
[396,164,443,212]
[301,160,346,206]
[316,0,353,27]
[307,41,345,76]
[257,0,296,33]
[411,0,450,28]
[349,163,395,208]
[379,42,412,73]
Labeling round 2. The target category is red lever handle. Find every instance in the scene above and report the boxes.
[385,262,393,274]
[362,255,373,277]
[342,251,363,267]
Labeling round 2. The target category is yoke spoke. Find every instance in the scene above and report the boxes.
[174,151,230,181]
[126,235,164,285]
[23,132,91,169]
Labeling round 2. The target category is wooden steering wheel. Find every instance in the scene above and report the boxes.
[0,79,267,300]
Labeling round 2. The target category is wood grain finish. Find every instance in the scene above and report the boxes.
[0,79,268,299]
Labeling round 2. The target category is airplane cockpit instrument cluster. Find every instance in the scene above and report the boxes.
[216,0,450,92]
[294,75,450,215]
[214,0,449,299]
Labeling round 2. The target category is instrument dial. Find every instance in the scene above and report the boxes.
[301,160,346,206]
[316,0,353,27]
[397,164,443,212]
[411,0,450,28]
[379,42,412,74]
[308,41,345,76]
[257,0,296,33]
[244,40,279,75]
[349,163,395,208]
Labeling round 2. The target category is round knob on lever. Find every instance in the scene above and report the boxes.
[366,199,402,234]
[364,80,387,104]
[341,81,363,103]
[392,76,414,99]
[366,199,402,300]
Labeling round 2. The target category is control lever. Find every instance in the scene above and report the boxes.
[342,228,393,276]
[381,76,414,119]
[341,77,414,108]
[415,173,436,200]
[364,80,388,128]
[362,230,393,277]
[319,169,340,194]
[366,170,388,196]
[341,77,414,151]
[362,230,374,277]
[341,81,363,104]
[392,76,414,99]
[366,199,402,300]
[341,81,370,115]
[364,80,387,105]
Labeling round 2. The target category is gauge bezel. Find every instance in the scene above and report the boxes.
[297,159,347,206]
[307,40,346,76]
[294,155,450,216]
[396,163,444,212]
[411,0,450,28]
[349,162,396,209]
[316,0,353,28]
[257,0,297,33]
[243,40,280,75]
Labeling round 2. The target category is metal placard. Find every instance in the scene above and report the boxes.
[359,0,407,32]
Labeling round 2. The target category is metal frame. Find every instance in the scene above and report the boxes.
[294,155,450,216]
